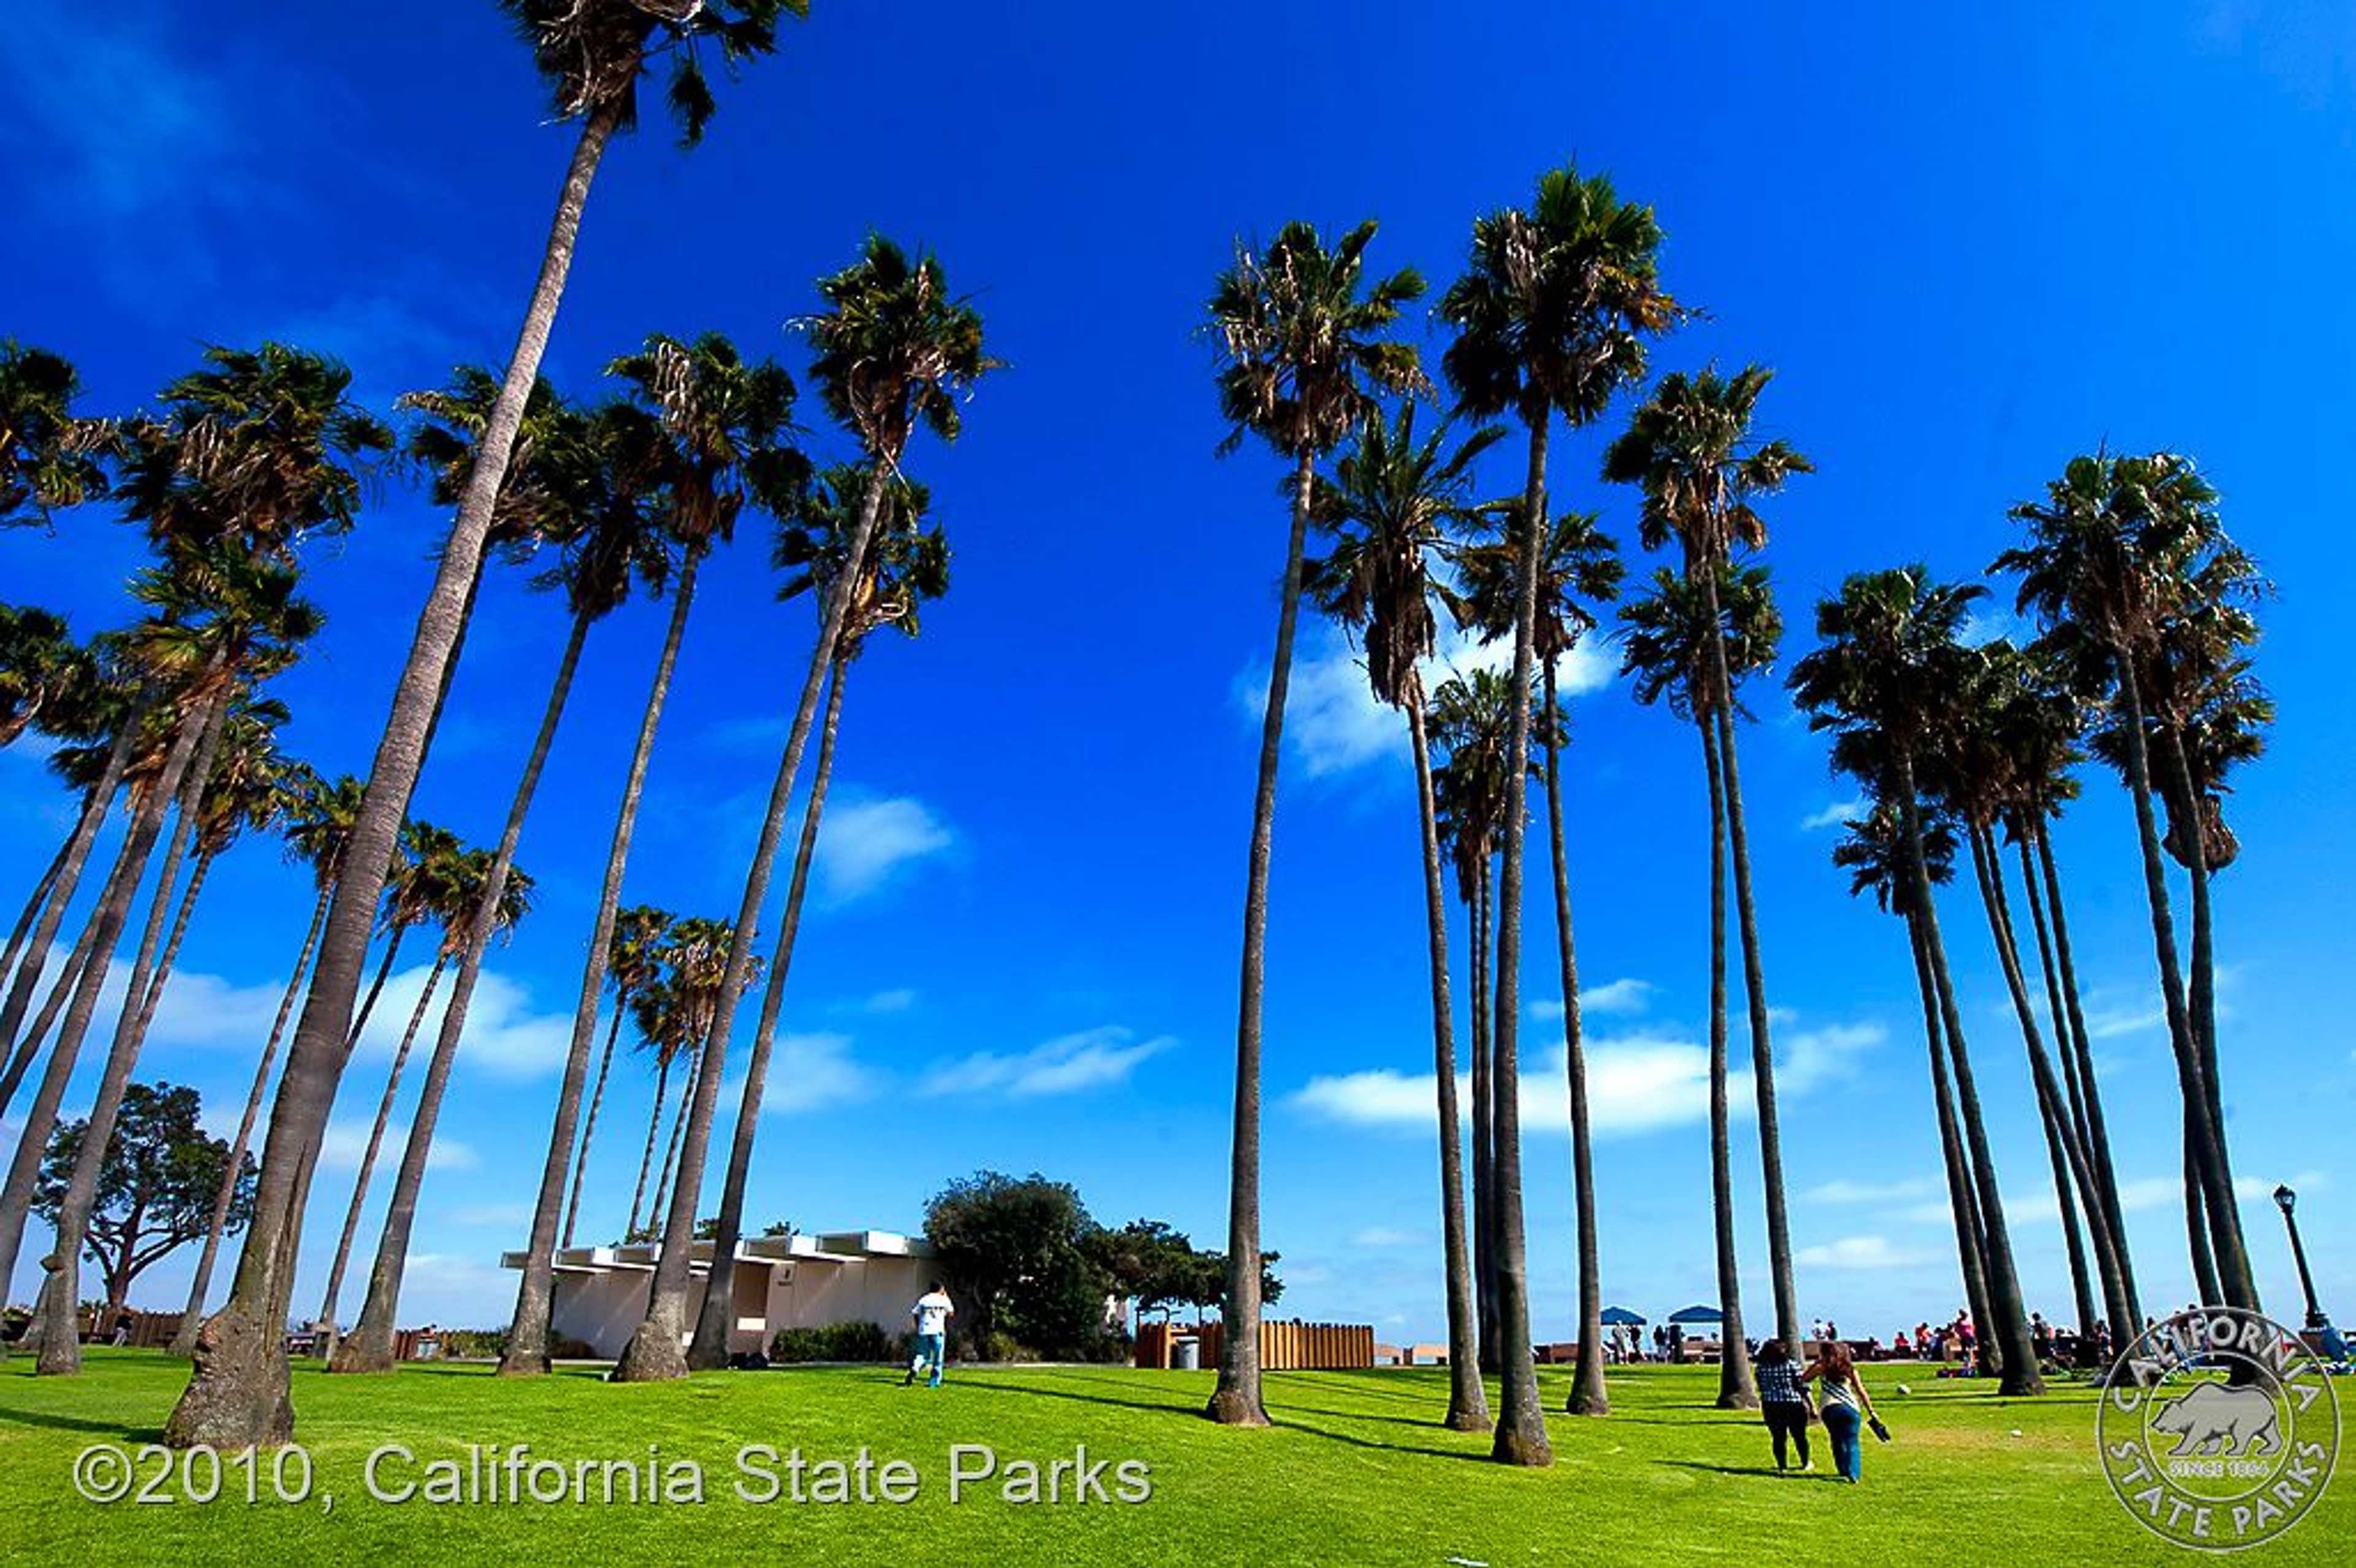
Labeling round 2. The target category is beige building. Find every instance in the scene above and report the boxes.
[498,1229,936,1359]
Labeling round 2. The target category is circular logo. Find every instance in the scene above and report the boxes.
[2098,1307,2341,1552]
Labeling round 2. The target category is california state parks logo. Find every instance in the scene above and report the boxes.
[2098,1307,2340,1551]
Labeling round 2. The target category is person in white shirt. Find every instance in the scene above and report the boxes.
[906,1281,953,1388]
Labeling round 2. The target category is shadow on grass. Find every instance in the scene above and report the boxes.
[0,1405,164,1442]
[950,1374,1498,1464]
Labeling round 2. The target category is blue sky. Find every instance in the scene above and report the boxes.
[2,1,2352,1347]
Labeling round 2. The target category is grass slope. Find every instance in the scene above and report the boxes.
[0,1351,2346,1564]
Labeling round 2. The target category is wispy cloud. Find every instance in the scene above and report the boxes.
[344,965,572,1082]
[920,1026,1172,1099]
[1795,1235,1934,1271]
[1800,799,1863,832]
[1349,1226,1422,1250]
[318,1120,477,1177]
[1806,1177,1938,1205]
[817,796,955,903]
[1532,977,1655,1022]
[1241,620,1614,781]
[844,988,917,1016]
[758,1032,877,1115]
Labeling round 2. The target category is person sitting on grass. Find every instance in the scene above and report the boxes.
[1800,1340,1880,1484]
[1755,1339,1815,1474]
[904,1281,954,1389]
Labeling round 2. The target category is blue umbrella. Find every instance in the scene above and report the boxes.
[1599,1306,1646,1326]
[1668,1304,1724,1324]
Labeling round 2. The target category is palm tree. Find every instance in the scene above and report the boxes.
[561,904,673,1249]
[330,851,535,1373]
[171,769,358,1356]
[1995,452,2261,1313]
[1601,364,1811,1355]
[167,2,797,1446]
[1831,800,1996,1348]
[312,823,470,1358]
[1788,566,2044,1395]
[1455,504,1623,1415]
[1199,218,1422,1427]
[1439,165,1675,1462]
[0,340,110,527]
[506,332,799,1375]
[1619,561,1777,1409]
[1429,666,1534,1376]
[688,463,945,1368]
[626,980,693,1240]
[1301,404,1498,1431]
[612,236,993,1384]
[634,917,754,1239]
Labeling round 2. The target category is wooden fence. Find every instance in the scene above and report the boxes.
[1135,1319,1374,1371]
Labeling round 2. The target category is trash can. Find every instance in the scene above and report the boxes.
[1173,1336,1200,1370]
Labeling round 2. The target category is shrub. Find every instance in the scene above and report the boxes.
[434,1328,509,1361]
[769,1320,900,1364]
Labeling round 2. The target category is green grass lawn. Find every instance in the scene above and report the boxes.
[1,1350,2346,1564]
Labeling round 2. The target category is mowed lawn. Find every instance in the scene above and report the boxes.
[1,1351,2347,1564]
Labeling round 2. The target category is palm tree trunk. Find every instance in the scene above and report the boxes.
[560,1007,626,1250]
[691,655,853,1369]
[34,690,229,1376]
[2185,1121,2222,1306]
[315,956,448,1361]
[1894,764,2043,1394]
[0,694,210,1315]
[1707,651,1800,1352]
[335,605,597,1375]
[612,452,900,1388]
[1406,687,1488,1432]
[2033,829,2139,1334]
[0,900,99,1117]
[649,1051,695,1237]
[628,1056,674,1239]
[2012,834,2133,1351]
[504,542,706,1375]
[1541,659,1610,1417]
[1907,912,1995,1357]
[1698,712,1756,1409]
[1205,448,1317,1428]
[167,98,622,1450]
[0,826,76,1009]
[1965,823,2108,1356]
[0,711,137,1070]
[2109,657,2253,1314]
[346,930,407,1056]
[1471,862,1498,1377]
[1485,418,1550,1467]
[171,886,329,1356]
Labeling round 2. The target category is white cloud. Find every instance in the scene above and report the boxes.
[317,1118,478,1176]
[1960,605,2034,649]
[1242,620,1615,781]
[446,1201,534,1229]
[1292,1015,1882,1142]
[1350,1227,1420,1250]
[1807,1177,1938,1205]
[817,797,954,902]
[850,988,917,1015]
[1795,1236,1935,1271]
[1534,978,1655,1021]
[2114,1176,2184,1214]
[2236,1170,2328,1201]
[2084,1001,2165,1040]
[920,1026,1173,1100]
[345,964,572,1082]
[760,1032,877,1115]
[1800,799,1863,832]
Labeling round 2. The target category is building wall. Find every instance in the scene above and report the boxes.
[547,1255,939,1359]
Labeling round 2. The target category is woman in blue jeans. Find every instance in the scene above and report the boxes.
[1800,1340,1878,1482]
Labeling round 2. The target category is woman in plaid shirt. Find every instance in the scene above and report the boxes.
[1755,1339,1814,1471]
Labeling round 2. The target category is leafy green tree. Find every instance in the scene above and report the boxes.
[0,340,110,526]
[34,1084,255,1331]
[925,1172,1110,1360]
[1204,218,1422,1427]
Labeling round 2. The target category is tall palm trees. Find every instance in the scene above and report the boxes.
[0,340,109,526]
[1302,404,1499,1431]
[1203,219,1423,1427]
[611,235,993,1383]
[561,904,672,1249]
[1439,164,1674,1457]
[168,0,796,1445]
[1619,561,1779,1409]
[1996,452,2263,1313]
[1602,364,1810,1355]
[1788,566,2044,1396]
[506,334,799,1374]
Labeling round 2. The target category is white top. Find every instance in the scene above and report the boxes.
[913,1291,953,1336]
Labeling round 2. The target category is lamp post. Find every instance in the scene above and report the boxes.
[2273,1185,2330,1332]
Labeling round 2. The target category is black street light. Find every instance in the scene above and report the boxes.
[2274,1185,2330,1333]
